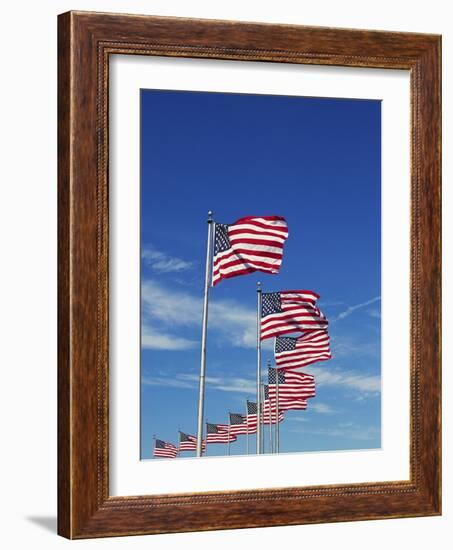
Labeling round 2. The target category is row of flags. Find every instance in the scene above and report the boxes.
[152,213,333,458]
[153,367,318,458]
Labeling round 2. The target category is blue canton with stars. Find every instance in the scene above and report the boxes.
[229,413,246,425]
[207,422,221,434]
[275,336,297,354]
[247,401,257,415]
[261,292,282,317]
[268,368,286,385]
[214,223,231,255]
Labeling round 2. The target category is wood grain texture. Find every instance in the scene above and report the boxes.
[57,11,441,539]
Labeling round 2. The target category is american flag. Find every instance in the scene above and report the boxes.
[153,438,178,458]
[275,330,332,370]
[178,431,206,452]
[205,422,237,444]
[268,367,316,400]
[246,398,283,427]
[212,216,289,286]
[262,386,286,423]
[246,401,258,434]
[271,398,307,412]
[261,290,328,340]
[229,413,249,436]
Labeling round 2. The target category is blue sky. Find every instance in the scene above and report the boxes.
[140,89,381,459]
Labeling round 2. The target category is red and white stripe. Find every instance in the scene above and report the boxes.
[212,216,289,286]
[247,410,284,427]
[229,424,249,436]
[228,418,249,436]
[178,433,206,452]
[275,330,332,370]
[261,290,328,340]
[205,424,237,444]
[179,441,196,452]
[268,371,316,401]
[262,404,285,424]
[153,440,178,459]
[245,415,258,434]
[274,398,308,412]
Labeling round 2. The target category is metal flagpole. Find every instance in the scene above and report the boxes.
[228,415,231,456]
[245,403,249,455]
[260,384,265,454]
[267,359,273,454]
[196,211,214,457]
[256,282,262,454]
[276,369,280,454]
[152,434,156,459]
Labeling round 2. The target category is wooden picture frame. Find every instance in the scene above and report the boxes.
[58,11,441,539]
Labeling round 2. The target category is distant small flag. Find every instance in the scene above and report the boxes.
[265,382,308,412]
[229,413,249,436]
[261,290,328,340]
[246,401,258,434]
[205,422,237,444]
[212,216,289,286]
[275,330,331,370]
[262,385,286,422]
[178,431,206,452]
[268,368,316,410]
[268,368,316,401]
[153,438,178,459]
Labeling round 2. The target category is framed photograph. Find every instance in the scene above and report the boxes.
[58,11,441,538]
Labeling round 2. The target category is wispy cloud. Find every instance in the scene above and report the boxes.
[333,296,381,322]
[318,300,346,307]
[287,416,309,423]
[288,424,380,441]
[141,279,262,349]
[142,326,197,350]
[305,367,381,394]
[142,375,195,389]
[180,374,255,394]
[143,372,255,395]
[332,335,379,359]
[368,308,381,319]
[286,403,335,415]
[142,246,194,273]
[310,403,336,414]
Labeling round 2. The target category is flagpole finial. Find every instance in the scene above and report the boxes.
[257,281,261,291]
[208,211,213,222]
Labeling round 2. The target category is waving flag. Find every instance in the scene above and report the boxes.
[261,290,328,340]
[268,368,316,401]
[275,330,332,370]
[205,423,237,444]
[247,397,284,428]
[212,216,289,286]
[153,439,178,458]
[246,401,258,434]
[266,381,308,412]
[178,432,206,452]
[229,413,249,436]
[273,398,307,412]
[262,385,286,422]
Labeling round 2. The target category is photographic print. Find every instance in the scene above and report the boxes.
[58,12,441,537]
[140,89,381,460]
